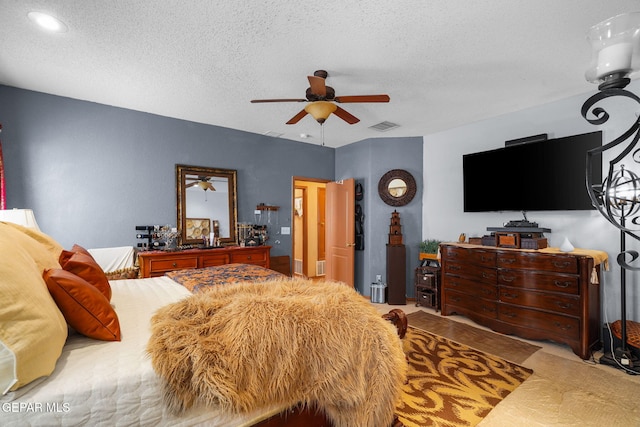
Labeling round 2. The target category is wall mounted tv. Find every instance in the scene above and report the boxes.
[463,131,602,212]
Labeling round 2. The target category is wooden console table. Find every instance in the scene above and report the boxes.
[138,246,271,278]
[440,243,607,360]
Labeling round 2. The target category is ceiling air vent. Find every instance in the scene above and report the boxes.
[263,131,284,138]
[369,121,399,132]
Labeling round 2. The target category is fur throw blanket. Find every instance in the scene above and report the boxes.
[148,278,408,427]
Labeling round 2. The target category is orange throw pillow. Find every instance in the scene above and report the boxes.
[60,251,112,301]
[44,269,121,341]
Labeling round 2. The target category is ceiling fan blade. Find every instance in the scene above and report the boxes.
[307,75,327,97]
[334,94,390,103]
[333,106,360,124]
[286,109,309,124]
[186,181,199,188]
[206,183,216,192]
[251,98,307,103]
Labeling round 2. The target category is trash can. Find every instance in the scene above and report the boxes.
[370,282,387,304]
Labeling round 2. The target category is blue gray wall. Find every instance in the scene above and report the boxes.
[336,137,423,298]
[0,85,334,256]
[1,85,423,296]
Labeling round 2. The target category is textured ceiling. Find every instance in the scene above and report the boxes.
[0,1,637,148]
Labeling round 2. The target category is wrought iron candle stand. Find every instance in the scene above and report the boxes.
[582,79,640,374]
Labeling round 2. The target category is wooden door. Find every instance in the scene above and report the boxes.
[325,178,355,287]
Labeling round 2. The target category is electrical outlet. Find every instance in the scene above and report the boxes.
[281,227,290,235]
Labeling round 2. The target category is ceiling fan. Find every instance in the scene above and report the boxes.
[186,176,216,192]
[250,70,390,125]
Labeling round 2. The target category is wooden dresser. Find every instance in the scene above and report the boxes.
[138,246,271,278]
[440,243,605,359]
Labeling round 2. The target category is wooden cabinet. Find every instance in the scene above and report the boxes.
[414,264,441,310]
[387,244,406,305]
[440,243,603,360]
[138,246,271,278]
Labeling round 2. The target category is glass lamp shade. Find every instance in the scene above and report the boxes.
[606,166,640,220]
[585,12,640,86]
[304,101,337,123]
[0,208,41,231]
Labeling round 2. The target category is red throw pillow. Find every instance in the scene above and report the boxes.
[59,244,94,265]
[44,269,121,341]
[60,251,112,301]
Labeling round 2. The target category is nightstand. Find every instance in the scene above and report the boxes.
[414,263,441,310]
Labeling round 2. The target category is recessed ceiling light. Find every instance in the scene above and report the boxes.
[28,11,68,33]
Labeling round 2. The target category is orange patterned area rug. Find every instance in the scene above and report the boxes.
[396,326,533,427]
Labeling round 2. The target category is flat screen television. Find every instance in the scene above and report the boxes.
[463,131,602,212]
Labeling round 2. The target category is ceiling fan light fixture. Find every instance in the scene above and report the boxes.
[304,101,337,124]
[196,181,215,191]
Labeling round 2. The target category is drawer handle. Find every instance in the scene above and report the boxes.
[481,288,493,296]
[554,281,571,288]
[553,322,573,331]
[450,296,461,302]
[500,275,515,282]
[500,258,516,264]
[553,261,571,268]
[247,255,252,260]
[480,255,492,262]
[482,306,495,313]
[502,292,518,299]
[481,272,492,279]
[556,302,573,309]
[172,262,177,267]
[448,265,461,271]
[502,311,517,318]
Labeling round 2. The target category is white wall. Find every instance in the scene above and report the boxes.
[422,80,640,323]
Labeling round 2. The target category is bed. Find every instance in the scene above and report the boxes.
[0,222,407,426]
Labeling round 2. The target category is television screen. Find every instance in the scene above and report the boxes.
[463,131,602,212]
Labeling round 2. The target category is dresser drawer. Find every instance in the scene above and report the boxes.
[147,256,198,274]
[497,269,579,294]
[445,289,498,319]
[442,245,496,267]
[496,252,578,274]
[230,249,268,265]
[201,252,230,267]
[444,275,497,299]
[444,262,496,284]
[498,304,580,337]
[499,287,581,317]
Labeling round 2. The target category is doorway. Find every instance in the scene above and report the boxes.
[292,177,328,279]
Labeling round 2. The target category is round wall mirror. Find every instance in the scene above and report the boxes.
[378,169,417,206]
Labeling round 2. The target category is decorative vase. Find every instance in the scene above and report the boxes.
[560,237,575,252]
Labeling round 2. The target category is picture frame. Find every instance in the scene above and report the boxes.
[185,218,210,240]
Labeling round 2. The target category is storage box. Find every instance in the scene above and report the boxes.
[521,237,548,249]
[468,237,483,245]
[416,289,436,307]
[496,232,520,248]
[481,235,496,246]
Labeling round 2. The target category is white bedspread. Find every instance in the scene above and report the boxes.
[0,277,283,426]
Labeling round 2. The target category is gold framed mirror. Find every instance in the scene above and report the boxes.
[176,164,238,246]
